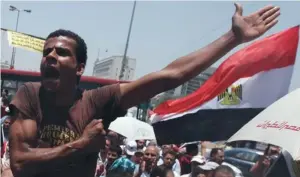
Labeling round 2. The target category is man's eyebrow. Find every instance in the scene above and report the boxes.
[43,46,71,52]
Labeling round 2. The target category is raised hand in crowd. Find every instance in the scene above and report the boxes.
[231,3,280,43]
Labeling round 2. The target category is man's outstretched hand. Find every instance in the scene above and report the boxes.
[231,3,280,43]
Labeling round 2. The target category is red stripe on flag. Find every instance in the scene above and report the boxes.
[154,26,299,116]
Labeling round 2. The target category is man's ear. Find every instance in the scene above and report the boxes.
[76,63,85,76]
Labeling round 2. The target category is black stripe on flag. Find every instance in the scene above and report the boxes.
[152,108,264,145]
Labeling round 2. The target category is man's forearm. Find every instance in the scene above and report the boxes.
[11,138,86,177]
[164,30,240,88]
[119,29,241,110]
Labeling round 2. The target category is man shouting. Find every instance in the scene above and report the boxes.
[9,3,279,177]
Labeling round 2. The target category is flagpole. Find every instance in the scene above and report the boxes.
[119,0,137,80]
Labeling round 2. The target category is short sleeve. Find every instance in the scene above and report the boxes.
[9,83,38,120]
[87,84,127,128]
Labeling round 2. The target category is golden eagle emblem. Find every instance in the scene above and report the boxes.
[217,84,242,105]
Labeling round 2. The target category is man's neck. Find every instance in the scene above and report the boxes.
[55,86,78,106]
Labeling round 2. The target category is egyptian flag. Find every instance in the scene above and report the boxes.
[151,25,300,145]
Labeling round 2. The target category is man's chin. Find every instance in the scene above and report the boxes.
[41,78,60,92]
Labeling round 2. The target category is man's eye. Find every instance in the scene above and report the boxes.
[43,49,51,57]
[56,48,70,56]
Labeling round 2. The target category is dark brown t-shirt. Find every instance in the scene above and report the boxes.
[10,82,126,177]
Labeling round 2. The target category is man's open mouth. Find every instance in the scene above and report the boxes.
[43,66,60,79]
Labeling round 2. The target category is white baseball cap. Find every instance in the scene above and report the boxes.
[125,141,137,156]
[199,161,219,171]
[191,155,206,164]
[5,107,10,113]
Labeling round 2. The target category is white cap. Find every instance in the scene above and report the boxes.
[191,155,206,164]
[5,107,10,113]
[125,141,137,156]
[199,161,219,171]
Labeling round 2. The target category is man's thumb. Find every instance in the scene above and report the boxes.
[234,3,243,16]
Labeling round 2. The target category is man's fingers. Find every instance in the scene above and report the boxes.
[87,119,102,128]
[265,19,278,31]
[95,121,104,131]
[264,11,280,25]
[234,3,243,16]
[261,6,280,20]
[257,5,275,16]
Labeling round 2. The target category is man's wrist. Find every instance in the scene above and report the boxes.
[66,138,87,154]
[225,30,241,46]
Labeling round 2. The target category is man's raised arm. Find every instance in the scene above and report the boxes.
[9,111,104,177]
[119,3,280,110]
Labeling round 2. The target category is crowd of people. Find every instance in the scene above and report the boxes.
[0,3,284,177]
[0,112,285,177]
[95,134,283,177]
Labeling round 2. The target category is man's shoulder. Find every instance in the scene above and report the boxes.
[18,82,42,94]
[10,82,42,118]
[22,82,42,88]
[83,83,121,95]
[82,83,122,108]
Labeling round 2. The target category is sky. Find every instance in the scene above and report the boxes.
[1,1,300,91]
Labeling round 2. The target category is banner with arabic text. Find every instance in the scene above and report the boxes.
[5,29,45,53]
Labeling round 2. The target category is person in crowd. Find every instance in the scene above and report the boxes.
[181,155,219,177]
[107,145,123,171]
[95,145,122,177]
[124,141,139,159]
[106,157,136,177]
[97,137,112,168]
[136,140,146,150]
[159,150,179,176]
[1,89,9,101]
[1,116,11,158]
[132,150,144,165]
[250,156,270,177]
[181,155,205,177]
[213,165,235,177]
[8,4,280,177]
[1,97,9,118]
[198,162,219,177]
[147,140,158,147]
[209,148,243,177]
[135,145,160,177]
[1,142,13,177]
[125,141,144,164]
[179,144,199,175]
[158,148,181,176]
[1,116,11,141]
[171,144,181,153]
[1,113,13,177]
[151,165,175,177]
[107,131,125,146]
[208,149,224,165]
[123,140,144,176]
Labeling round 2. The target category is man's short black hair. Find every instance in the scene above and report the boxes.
[210,148,224,158]
[213,165,235,177]
[46,29,87,66]
[186,144,198,154]
[163,150,177,158]
[109,145,123,157]
[150,165,173,177]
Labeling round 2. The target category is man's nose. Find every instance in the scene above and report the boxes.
[45,49,58,65]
